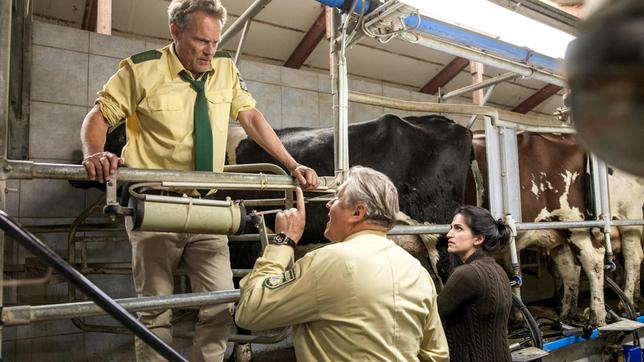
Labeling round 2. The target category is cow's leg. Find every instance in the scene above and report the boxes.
[231,343,253,362]
[569,229,607,326]
[550,243,581,322]
[619,225,643,309]
[504,230,564,320]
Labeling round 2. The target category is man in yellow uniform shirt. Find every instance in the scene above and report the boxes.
[80,1,318,361]
[236,166,449,362]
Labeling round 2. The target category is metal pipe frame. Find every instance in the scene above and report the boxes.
[24,223,123,233]
[485,0,579,35]
[466,83,497,128]
[441,72,518,101]
[388,219,644,235]
[331,8,350,182]
[0,0,12,358]
[595,157,615,269]
[220,0,273,46]
[404,15,562,74]
[362,1,405,29]
[348,90,574,133]
[414,34,566,87]
[0,160,336,191]
[498,126,523,283]
[2,288,288,344]
[233,19,252,65]
[0,211,187,362]
[2,290,240,326]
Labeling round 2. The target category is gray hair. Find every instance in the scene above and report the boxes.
[168,0,227,31]
[340,166,399,229]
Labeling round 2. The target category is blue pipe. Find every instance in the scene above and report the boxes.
[404,15,562,74]
[543,329,600,352]
[544,316,644,352]
[315,0,562,75]
[317,0,371,13]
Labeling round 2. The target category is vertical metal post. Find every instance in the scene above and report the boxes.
[484,119,503,219]
[0,0,12,358]
[499,126,523,285]
[590,153,603,218]
[499,127,522,221]
[593,155,615,269]
[330,8,349,182]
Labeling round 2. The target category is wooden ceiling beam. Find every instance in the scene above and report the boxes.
[81,0,112,35]
[419,57,469,95]
[284,8,326,69]
[512,84,563,114]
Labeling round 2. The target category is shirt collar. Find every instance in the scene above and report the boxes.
[167,43,214,80]
[343,229,389,243]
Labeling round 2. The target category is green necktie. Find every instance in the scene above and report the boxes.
[180,71,213,172]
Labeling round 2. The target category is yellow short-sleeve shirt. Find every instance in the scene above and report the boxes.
[95,44,256,171]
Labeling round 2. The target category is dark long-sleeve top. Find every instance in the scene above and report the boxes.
[437,251,512,362]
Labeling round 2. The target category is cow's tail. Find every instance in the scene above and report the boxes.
[471,158,485,208]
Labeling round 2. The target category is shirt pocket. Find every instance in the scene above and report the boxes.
[145,93,183,111]
[206,88,233,104]
[206,89,233,131]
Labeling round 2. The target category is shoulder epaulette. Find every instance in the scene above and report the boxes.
[130,49,162,64]
[214,51,232,59]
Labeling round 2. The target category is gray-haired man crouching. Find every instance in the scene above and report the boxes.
[236,166,449,361]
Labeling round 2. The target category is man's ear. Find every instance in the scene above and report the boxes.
[170,23,179,42]
[352,204,366,219]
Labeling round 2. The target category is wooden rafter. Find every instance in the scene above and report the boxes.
[512,84,563,114]
[81,0,112,35]
[284,8,326,69]
[469,61,484,105]
[419,57,469,95]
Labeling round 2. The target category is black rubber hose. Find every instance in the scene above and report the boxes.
[605,276,640,347]
[605,276,638,320]
[0,211,187,362]
[512,294,544,349]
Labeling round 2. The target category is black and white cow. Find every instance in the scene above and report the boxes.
[228,114,473,243]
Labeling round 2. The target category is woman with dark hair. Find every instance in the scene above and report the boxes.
[438,205,513,362]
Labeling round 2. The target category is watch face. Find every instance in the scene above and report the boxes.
[273,233,288,244]
[272,232,294,247]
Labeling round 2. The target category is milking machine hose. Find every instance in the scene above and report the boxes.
[0,211,188,362]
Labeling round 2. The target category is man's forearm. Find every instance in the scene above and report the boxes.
[238,109,298,171]
[81,105,110,157]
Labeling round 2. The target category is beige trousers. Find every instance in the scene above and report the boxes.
[127,218,234,362]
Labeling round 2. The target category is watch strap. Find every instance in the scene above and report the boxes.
[271,232,297,248]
